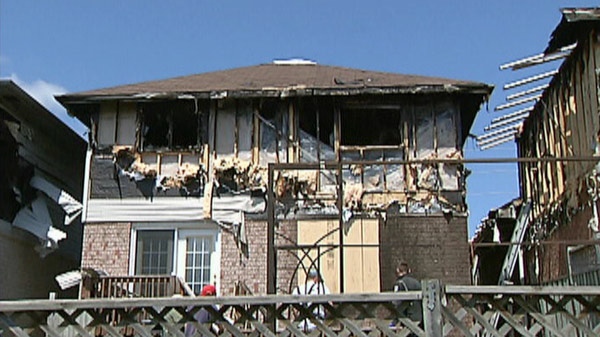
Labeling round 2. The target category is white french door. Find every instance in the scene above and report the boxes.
[177,229,220,295]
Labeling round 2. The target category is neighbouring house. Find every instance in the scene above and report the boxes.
[0,80,86,299]
[473,8,600,285]
[56,60,492,297]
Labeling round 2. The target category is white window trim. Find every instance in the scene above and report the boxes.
[129,222,221,291]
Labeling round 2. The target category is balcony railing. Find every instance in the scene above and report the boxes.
[81,275,195,299]
[1,280,599,337]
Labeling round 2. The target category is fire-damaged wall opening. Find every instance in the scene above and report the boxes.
[140,100,206,151]
[340,108,402,146]
[298,99,335,147]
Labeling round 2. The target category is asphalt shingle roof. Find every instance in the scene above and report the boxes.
[58,63,492,101]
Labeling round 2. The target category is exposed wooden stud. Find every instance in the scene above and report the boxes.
[479,134,516,150]
[491,106,533,124]
[477,130,518,147]
[234,100,239,158]
[253,105,261,165]
[506,84,549,101]
[504,70,558,90]
[495,94,541,111]
[499,43,576,70]
[485,114,529,131]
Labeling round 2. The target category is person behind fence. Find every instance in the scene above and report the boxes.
[185,284,218,337]
[293,268,330,331]
[391,262,422,328]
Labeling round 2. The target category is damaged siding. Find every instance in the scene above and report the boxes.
[0,81,86,299]
[519,27,600,281]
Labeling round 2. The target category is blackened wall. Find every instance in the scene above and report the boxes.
[379,214,471,290]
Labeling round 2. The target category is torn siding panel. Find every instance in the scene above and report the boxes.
[384,149,405,190]
[85,194,265,223]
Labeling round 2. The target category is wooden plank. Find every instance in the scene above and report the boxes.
[574,47,593,179]
[550,90,566,196]
[585,31,599,149]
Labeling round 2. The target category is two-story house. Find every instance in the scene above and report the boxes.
[56,61,491,296]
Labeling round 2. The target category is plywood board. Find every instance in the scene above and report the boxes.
[297,218,380,294]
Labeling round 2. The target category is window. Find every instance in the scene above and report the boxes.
[133,225,220,293]
[140,101,205,151]
[185,236,214,294]
[135,230,174,275]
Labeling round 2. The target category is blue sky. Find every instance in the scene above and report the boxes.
[1,1,598,236]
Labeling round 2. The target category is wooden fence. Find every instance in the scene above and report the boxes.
[1,280,599,337]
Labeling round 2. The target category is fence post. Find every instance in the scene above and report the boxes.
[422,279,442,337]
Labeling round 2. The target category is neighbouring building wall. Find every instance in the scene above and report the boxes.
[0,221,78,299]
[529,201,596,283]
[81,222,131,275]
[379,214,471,289]
[518,28,600,282]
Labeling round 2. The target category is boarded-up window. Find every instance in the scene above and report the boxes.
[297,218,380,294]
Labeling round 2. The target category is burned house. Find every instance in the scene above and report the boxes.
[0,80,86,299]
[56,61,491,296]
[473,8,600,285]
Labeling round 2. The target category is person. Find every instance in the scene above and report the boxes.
[185,284,218,337]
[391,262,422,329]
[293,268,330,331]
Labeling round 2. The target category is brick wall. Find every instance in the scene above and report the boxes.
[220,219,298,296]
[379,214,471,290]
[220,219,267,295]
[536,206,594,283]
[81,222,131,275]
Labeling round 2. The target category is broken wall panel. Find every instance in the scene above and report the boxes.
[259,102,288,166]
[384,149,405,191]
[98,102,117,147]
[215,106,236,155]
[116,102,137,146]
[436,101,460,190]
[414,103,435,159]
[362,150,384,191]
[237,103,253,161]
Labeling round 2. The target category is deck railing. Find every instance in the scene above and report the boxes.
[81,275,195,299]
[1,280,599,337]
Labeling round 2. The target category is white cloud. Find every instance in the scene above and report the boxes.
[8,74,88,139]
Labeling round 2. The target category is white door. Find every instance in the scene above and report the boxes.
[177,229,221,295]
